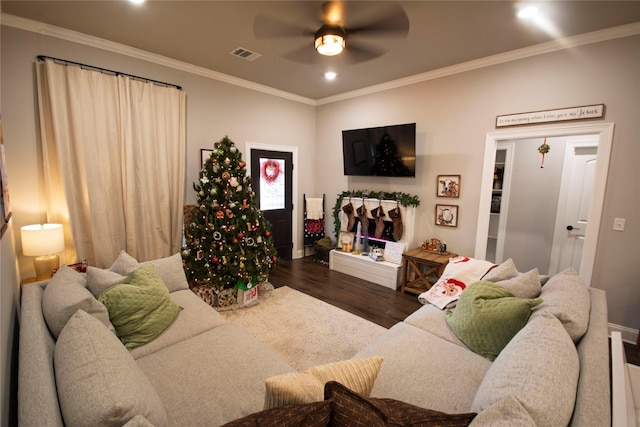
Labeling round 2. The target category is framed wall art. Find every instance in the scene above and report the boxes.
[435,204,458,227]
[201,149,214,167]
[437,175,460,198]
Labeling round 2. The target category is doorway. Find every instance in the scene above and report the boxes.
[247,144,298,260]
[474,122,614,286]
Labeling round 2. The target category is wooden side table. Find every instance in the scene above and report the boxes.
[400,248,456,295]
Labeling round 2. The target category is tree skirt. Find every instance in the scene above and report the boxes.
[219,286,387,371]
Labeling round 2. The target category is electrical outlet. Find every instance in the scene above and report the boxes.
[613,218,626,232]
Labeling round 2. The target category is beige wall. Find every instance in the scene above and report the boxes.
[1,22,639,425]
[316,35,640,332]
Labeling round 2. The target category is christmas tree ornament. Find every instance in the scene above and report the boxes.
[238,161,246,169]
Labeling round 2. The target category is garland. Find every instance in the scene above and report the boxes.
[332,190,421,241]
[261,159,281,183]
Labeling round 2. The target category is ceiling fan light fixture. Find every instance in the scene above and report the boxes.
[314,25,346,56]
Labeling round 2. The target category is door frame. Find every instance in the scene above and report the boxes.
[245,142,300,258]
[474,122,614,286]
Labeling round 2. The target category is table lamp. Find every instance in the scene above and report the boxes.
[21,223,65,278]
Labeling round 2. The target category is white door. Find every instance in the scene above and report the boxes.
[549,141,597,275]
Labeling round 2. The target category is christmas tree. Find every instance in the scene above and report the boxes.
[182,136,278,306]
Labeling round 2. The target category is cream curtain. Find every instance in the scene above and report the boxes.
[36,59,185,267]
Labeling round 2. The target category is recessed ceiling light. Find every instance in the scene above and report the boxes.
[324,71,337,80]
[129,0,145,5]
[517,6,538,19]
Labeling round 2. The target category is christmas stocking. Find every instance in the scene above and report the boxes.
[371,206,386,239]
[388,207,403,241]
[357,204,369,232]
[342,202,356,232]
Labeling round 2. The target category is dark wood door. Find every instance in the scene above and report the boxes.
[251,149,293,260]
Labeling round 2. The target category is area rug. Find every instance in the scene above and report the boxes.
[219,286,388,371]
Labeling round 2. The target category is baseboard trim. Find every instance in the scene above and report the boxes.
[609,323,638,344]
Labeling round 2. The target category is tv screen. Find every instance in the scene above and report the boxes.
[342,123,416,177]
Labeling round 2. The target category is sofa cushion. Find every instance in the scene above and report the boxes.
[403,303,467,347]
[482,258,518,282]
[264,356,384,409]
[54,310,168,427]
[129,289,227,359]
[87,252,189,296]
[109,250,140,275]
[86,266,128,298]
[135,323,295,426]
[445,281,542,361]
[325,381,477,427]
[529,268,590,343]
[221,401,332,427]
[98,264,182,349]
[471,311,579,427]
[469,395,535,426]
[355,322,491,413]
[42,265,114,338]
[494,268,541,299]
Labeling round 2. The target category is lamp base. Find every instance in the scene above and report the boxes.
[34,255,60,279]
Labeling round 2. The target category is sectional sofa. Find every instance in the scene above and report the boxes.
[18,252,610,426]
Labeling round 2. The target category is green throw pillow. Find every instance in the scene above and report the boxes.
[99,263,182,349]
[445,281,542,361]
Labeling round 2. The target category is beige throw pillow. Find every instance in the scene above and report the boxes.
[54,310,168,427]
[42,265,114,338]
[264,356,383,409]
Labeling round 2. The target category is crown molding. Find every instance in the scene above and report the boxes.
[316,22,640,105]
[1,14,317,106]
[3,13,638,107]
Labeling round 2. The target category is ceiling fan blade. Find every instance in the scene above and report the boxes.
[342,41,386,64]
[253,14,314,39]
[283,44,321,65]
[344,2,410,38]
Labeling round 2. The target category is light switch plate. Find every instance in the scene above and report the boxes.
[613,218,626,231]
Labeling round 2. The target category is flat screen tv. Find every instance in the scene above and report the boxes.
[342,123,416,177]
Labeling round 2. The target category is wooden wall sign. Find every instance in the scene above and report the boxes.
[496,104,605,128]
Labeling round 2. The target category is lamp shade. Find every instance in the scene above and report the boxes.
[21,224,65,256]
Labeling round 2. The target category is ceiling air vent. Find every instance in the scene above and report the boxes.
[230,47,261,61]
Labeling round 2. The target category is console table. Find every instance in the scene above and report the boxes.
[400,248,456,295]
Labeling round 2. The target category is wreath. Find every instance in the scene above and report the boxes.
[261,159,281,183]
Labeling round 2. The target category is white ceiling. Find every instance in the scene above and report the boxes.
[2,1,639,101]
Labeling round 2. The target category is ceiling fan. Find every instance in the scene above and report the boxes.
[253,1,410,64]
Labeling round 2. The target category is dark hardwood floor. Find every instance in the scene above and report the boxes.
[269,256,640,366]
[268,256,421,329]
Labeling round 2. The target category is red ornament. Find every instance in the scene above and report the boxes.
[237,232,244,239]
[265,231,271,237]
[272,256,278,263]
[212,256,219,264]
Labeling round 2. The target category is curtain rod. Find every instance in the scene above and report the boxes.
[37,55,182,90]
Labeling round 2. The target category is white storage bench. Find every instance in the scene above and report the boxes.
[329,249,401,290]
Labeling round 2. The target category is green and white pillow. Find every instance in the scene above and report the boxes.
[445,281,542,361]
[99,264,182,349]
